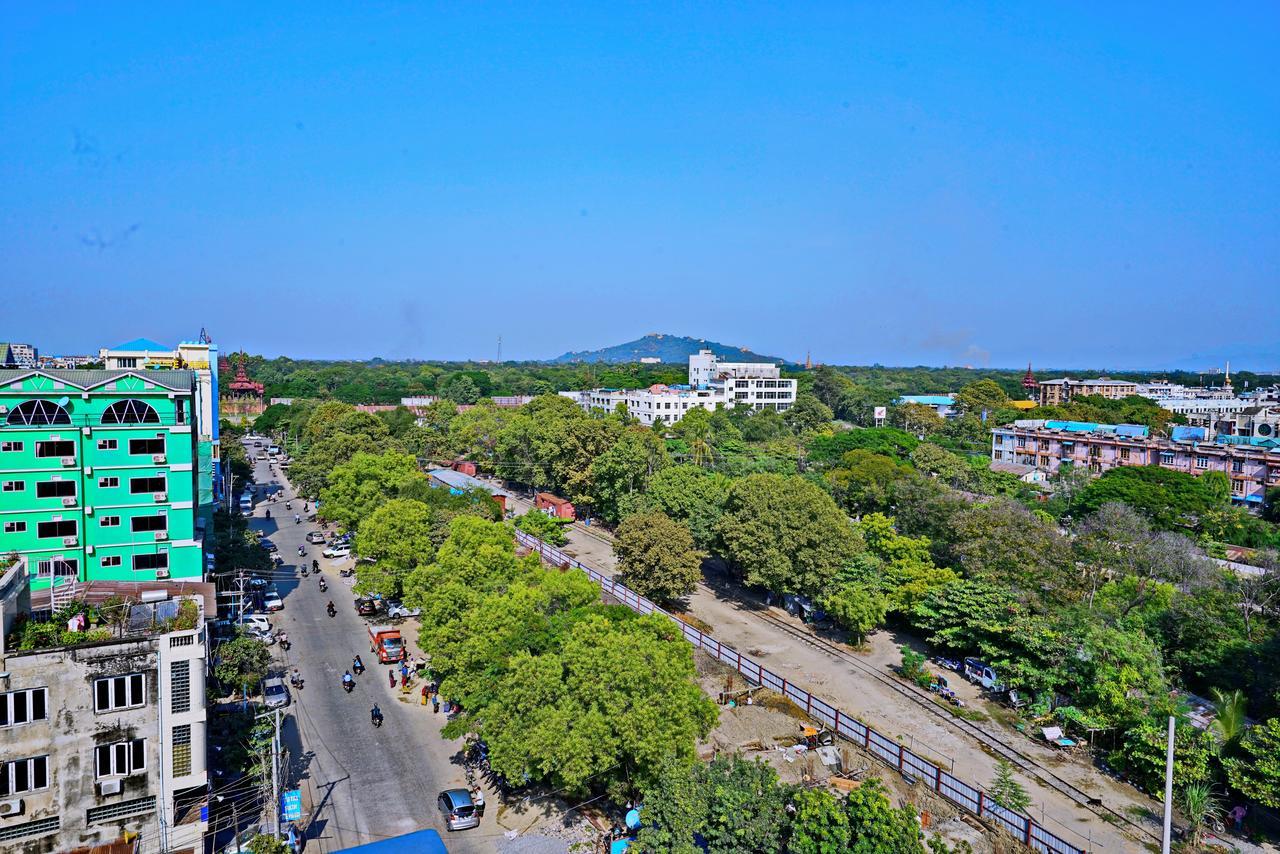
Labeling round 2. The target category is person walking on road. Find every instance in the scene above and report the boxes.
[388,669,396,689]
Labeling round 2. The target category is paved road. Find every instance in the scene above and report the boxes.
[243,446,499,853]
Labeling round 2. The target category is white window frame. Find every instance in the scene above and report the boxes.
[101,555,122,568]
[0,441,23,452]
[97,439,118,451]
[2,521,25,534]
[95,738,147,778]
[0,688,48,728]
[99,476,120,488]
[0,755,49,796]
[94,673,146,713]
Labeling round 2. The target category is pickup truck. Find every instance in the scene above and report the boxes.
[368,625,404,663]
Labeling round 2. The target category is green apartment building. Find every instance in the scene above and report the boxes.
[0,369,205,591]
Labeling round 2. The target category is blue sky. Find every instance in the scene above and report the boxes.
[2,4,1277,369]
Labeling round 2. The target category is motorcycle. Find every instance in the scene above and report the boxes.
[297,545,306,557]
[352,656,365,675]
[295,515,301,525]
[265,509,272,520]
[301,565,309,577]
[318,579,328,593]
[370,706,383,728]
[312,560,319,573]
[279,634,291,652]
[343,677,355,694]
[327,602,336,618]
[290,671,304,690]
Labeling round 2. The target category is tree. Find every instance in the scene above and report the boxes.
[988,759,1031,812]
[246,835,292,854]
[784,394,834,434]
[588,428,669,523]
[908,443,973,490]
[1210,688,1248,752]
[843,777,923,854]
[514,509,569,546]
[1200,470,1232,506]
[696,755,791,854]
[441,374,481,404]
[820,584,888,644]
[715,474,860,596]
[1179,782,1222,848]
[954,379,1008,415]
[1075,466,1217,531]
[614,512,704,603]
[214,636,272,697]
[948,499,1074,602]
[633,756,705,854]
[319,450,425,531]
[895,402,946,436]
[1264,486,1280,523]
[1112,719,1214,797]
[788,788,851,854]
[639,465,731,550]
[825,451,916,515]
[807,428,918,467]
[1224,717,1280,808]
[354,498,440,598]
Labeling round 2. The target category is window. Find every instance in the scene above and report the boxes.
[99,476,119,488]
[131,515,167,533]
[1232,480,1246,495]
[993,451,1003,460]
[100,515,120,528]
[1160,451,1175,465]
[133,553,168,571]
[0,756,49,796]
[0,441,23,452]
[35,480,76,498]
[35,559,78,579]
[1232,460,1244,473]
[94,673,145,712]
[1040,455,1050,466]
[95,738,147,777]
[116,357,137,369]
[129,438,165,456]
[101,556,121,568]
[1016,437,1027,448]
[175,400,186,424]
[0,688,48,728]
[171,724,192,776]
[1120,448,1131,460]
[1196,455,1210,469]
[97,439,118,451]
[35,440,75,457]
[3,481,25,492]
[102,400,160,425]
[6,400,70,426]
[1039,440,1050,451]
[36,520,77,539]
[170,661,191,714]
[130,476,166,494]
[3,521,25,534]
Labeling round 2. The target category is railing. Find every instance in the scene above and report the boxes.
[515,529,1089,854]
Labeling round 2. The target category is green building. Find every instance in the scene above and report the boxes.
[0,369,205,591]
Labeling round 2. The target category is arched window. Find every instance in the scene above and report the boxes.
[6,399,71,426]
[101,399,160,425]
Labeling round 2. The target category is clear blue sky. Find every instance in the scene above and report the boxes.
[2,4,1277,369]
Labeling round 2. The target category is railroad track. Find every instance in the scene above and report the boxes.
[738,599,1158,845]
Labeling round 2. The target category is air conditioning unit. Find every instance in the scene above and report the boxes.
[82,427,92,436]
[85,506,94,515]
[155,569,171,579]
[62,536,78,547]
[84,466,92,475]
[154,492,167,502]
[0,798,23,817]
[61,456,76,466]
[97,779,122,796]
[0,405,7,414]
[62,497,76,507]
[155,532,168,541]
[152,454,166,464]
[86,545,95,555]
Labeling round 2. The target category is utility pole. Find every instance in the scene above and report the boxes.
[497,335,502,364]
[1161,715,1175,854]
[271,707,282,838]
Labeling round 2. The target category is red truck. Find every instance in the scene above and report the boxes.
[368,625,404,664]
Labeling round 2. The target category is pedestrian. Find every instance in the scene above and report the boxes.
[472,786,486,818]
[421,684,428,706]
[400,647,408,664]
[432,698,439,713]
[401,672,409,689]
[388,669,396,689]
[1230,804,1247,832]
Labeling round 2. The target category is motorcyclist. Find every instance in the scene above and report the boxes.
[370,704,383,726]
[294,514,301,525]
[297,545,305,556]
[278,632,290,651]
[290,668,303,688]
[327,600,336,618]
[342,671,354,692]
[353,655,365,675]
[318,577,327,592]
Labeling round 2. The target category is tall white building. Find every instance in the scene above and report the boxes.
[563,349,796,426]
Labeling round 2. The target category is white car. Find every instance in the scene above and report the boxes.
[385,601,421,620]
[263,591,284,612]
[323,544,352,559]
[238,613,272,633]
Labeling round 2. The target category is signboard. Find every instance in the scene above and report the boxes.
[280,789,302,822]
[873,406,887,420]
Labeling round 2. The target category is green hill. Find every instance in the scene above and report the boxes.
[551,333,786,365]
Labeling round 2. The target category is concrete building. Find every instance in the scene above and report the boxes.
[0,369,207,591]
[990,419,1280,507]
[1037,377,1138,407]
[565,350,796,426]
[1156,397,1253,429]
[0,344,39,370]
[0,562,212,854]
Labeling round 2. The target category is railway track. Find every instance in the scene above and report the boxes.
[737,597,1159,845]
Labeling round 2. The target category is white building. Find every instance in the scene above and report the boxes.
[1156,397,1253,428]
[563,350,796,426]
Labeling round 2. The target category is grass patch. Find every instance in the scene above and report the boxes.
[930,695,988,722]
[673,611,714,635]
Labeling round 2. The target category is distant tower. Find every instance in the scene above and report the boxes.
[1225,361,1232,387]
[1022,362,1038,392]
[805,350,812,370]
[497,335,502,364]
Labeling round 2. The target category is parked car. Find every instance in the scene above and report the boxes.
[306,531,326,544]
[385,601,421,620]
[262,677,290,709]
[323,544,352,559]
[438,789,480,831]
[263,591,284,612]
[238,613,272,633]
[244,624,276,645]
[355,596,381,617]
[260,539,278,554]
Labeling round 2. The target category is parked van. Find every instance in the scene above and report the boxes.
[963,657,1000,690]
[238,494,254,514]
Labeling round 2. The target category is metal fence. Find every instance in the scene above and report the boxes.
[515,530,1088,854]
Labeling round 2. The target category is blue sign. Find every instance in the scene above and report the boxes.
[280,789,303,821]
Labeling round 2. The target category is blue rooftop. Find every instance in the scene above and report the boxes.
[898,395,955,406]
[428,468,511,498]
[1044,420,1149,438]
[112,337,169,351]
[1172,426,1208,442]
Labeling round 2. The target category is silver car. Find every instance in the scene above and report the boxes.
[438,788,479,831]
[262,677,290,709]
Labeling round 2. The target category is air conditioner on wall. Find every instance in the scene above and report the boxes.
[61,456,76,466]
[82,427,91,436]
[152,454,166,464]
[155,569,171,579]
[155,532,168,541]
[62,536,77,547]
[0,798,24,817]
[97,779,122,796]
[62,497,76,507]
[154,493,167,502]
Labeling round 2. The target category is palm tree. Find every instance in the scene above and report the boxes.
[1209,688,1247,752]
[1179,782,1222,848]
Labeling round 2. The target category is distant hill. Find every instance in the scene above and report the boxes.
[550,333,787,365]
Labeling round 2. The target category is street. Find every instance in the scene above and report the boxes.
[242,445,499,853]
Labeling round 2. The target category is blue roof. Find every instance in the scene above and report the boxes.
[428,468,511,498]
[898,395,955,406]
[1172,426,1208,442]
[335,829,448,853]
[1044,420,1149,438]
[112,337,169,351]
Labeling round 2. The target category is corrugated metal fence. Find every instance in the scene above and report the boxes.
[515,529,1088,854]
